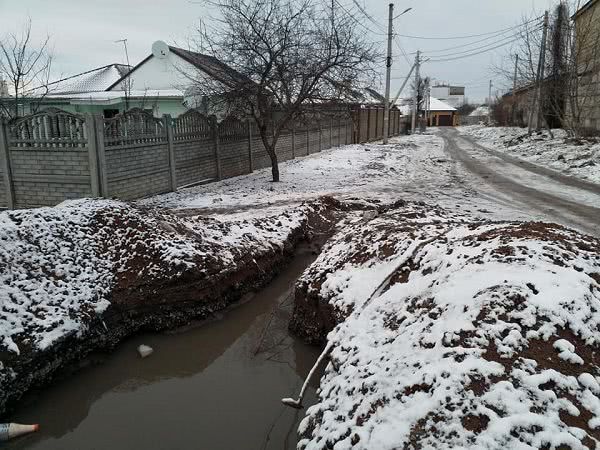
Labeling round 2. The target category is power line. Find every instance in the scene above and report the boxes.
[427,35,525,62]
[421,27,542,59]
[350,0,387,32]
[417,18,543,54]
[393,36,412,66]
[397,16,543,40]
[331,0,387,36]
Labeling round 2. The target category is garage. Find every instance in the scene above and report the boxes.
[427,97,457,127]
[437,114,453,126]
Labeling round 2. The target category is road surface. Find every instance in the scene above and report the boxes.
[439,128,600,237]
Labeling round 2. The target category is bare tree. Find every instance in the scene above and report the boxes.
[185,0,378,181]
[495,1,600,136]
[0,18,53,120]
[411,75,430,113]
[561,0,600,136]
[492,14,546,128]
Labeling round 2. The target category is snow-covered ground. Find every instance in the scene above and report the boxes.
[458,125,600,185]
[295,201,600,449]
[142,134,540,225]
[142,138,441,212]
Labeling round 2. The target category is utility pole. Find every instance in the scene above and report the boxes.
[411,50,420,134]
[487,80,493,124]
[536,12,549,132]
[528,10,549,135]
[512,54,519,125]
[424,81,430,127]
[383,3,394,144]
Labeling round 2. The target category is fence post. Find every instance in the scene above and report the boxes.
[375,108,379,140]
[212,116,222,180]
[291,123,296,159]
[355,108,360,144]
[329,117,333,149]
[338,116,342,146]
[85,114,100,197]
[247,120,253,173]
[0,120,15,209]
[163,115,177,191]
[94,116,109,197]
[366,108,371,142]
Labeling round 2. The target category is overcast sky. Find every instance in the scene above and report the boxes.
[1,0,555,103]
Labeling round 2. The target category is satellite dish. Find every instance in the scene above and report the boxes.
[152,41,170,59]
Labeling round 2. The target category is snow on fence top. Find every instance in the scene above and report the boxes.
[296,202,600,450]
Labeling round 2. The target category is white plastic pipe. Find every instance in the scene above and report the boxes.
[281,340,334,409]
[0,423,39,441]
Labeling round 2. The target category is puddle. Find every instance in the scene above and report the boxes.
[5,249,322,450]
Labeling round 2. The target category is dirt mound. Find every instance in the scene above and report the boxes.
[0,197,340,417]
[291,203,600,449]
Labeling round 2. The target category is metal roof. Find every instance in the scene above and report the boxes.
[45,64,131,95]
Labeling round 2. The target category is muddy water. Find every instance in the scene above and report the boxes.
[5,249,322,450]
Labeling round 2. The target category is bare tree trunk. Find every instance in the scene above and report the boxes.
[267,147,280,182]
[257,122,281,182]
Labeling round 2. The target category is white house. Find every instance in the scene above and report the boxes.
[430,84,465,108]
[21,63,185,118]
[107,41,250,117]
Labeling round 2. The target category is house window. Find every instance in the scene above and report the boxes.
[103,109,120,118]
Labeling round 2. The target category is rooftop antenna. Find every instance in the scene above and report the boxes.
[115,38,131,68]
[115,38,132,109]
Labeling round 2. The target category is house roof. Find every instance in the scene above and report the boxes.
[45,89,183,101]
[106,45,250,91]
[45,64,131,95]
[168,46,250,87]
[394,97,455,114]
[428,97,456,112]
[572,0,599,19]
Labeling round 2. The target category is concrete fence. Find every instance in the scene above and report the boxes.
[0,106,403,209]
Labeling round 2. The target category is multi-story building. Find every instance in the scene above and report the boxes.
[430,84,465,108]
[573,0,600,133]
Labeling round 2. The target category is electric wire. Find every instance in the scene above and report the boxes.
[416,18,543,54]
[427,35,527,62]
[420,26,542,59]
[396,16,544,40]
[350,0,387,32]
[331,0,387,36]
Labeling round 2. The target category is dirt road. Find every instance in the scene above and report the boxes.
[440,128,600,236]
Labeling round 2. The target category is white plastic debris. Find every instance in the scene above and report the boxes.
[137,344,154,358]
[362,210,378,220]
[0,423,39,441]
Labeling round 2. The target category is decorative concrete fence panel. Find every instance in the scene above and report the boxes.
[275,131,294,163]
[293,123,310,157]
[0,109,97,209]
[218,117,251,179]
[101,109,172,200]
[0,107,399,209]
[172,111,218,187]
